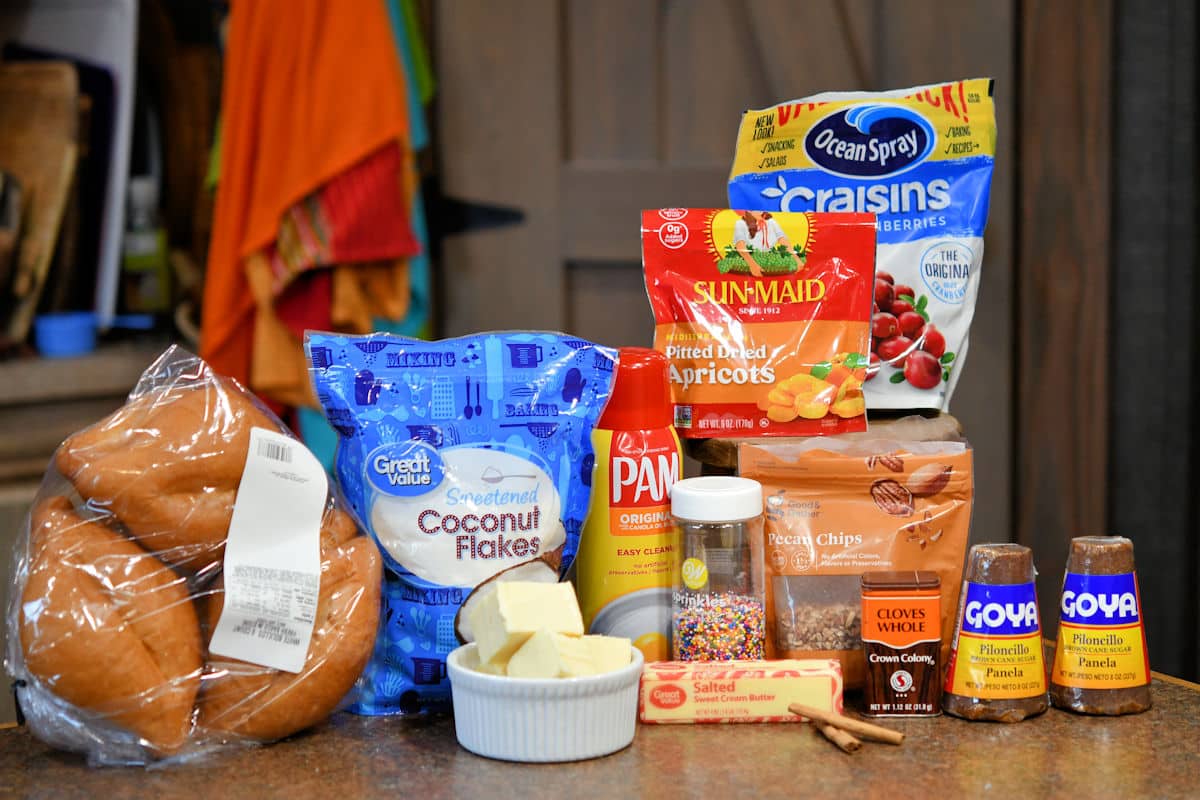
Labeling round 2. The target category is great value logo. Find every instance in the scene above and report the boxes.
[649,684,687,710]
[366,440,445,497]
[804,103,936,178]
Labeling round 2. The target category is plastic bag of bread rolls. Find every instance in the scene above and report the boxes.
[4,346,382,765]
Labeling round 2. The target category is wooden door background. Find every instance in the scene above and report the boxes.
[432,0,1196,678]
[435,0,1015,549]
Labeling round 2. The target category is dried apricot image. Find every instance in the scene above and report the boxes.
[830,375,865,418]
[766,373,836,420]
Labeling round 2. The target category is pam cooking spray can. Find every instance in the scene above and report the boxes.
[577,347,681,662]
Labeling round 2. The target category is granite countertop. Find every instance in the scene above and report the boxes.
[3,673,1198,798]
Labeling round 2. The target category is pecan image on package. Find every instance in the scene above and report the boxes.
[906,463,952,497]
[870,479,914,517]
[866,454,905,473]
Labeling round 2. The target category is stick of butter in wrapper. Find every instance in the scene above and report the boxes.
[639,659,843,724]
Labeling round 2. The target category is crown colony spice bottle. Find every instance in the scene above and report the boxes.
[861,571,942,716]
[1050,536,1152,715]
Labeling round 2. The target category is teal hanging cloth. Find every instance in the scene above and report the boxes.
[391,0,432,149]
[400,0,436,105]
[384,0,432,337]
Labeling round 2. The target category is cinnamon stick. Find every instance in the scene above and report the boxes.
[788,703,905,745]
[813,720,861,753]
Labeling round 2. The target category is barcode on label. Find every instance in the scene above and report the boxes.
[258,439,294,463]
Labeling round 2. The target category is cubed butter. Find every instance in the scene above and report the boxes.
[469,581,584,666]
[578,635,633,674]
[507,631,632,678]
[474,659,507,676]
[639,659,843,724]
[458,644,507,675]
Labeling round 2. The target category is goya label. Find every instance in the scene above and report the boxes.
[945,581,1046,699]
[729,79,997,412]
[1052,572,1150,690]
[641,209,876,438]
[307,331,616,715]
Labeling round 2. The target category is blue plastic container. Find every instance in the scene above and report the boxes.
[34,311,97,358]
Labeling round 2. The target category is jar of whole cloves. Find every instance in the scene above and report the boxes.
[861,571,941,716]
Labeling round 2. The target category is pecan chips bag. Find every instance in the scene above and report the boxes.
[739,438,972,688]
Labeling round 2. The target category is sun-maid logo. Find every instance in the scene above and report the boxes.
[804,103,935,179]
[366,440,445,498]
[692,278,826,305]
[649,684,687,709]
[693,210,823,304]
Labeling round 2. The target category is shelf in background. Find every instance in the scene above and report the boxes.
[0,338,174,406]
[0,338,176,481]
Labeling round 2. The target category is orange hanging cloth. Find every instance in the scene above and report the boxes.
[202,0,411,386]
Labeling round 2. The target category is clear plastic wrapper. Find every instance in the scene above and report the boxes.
[5,346,382,765]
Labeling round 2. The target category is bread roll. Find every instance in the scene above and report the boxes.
[199,510,382,741]
[19,497,203,754]
[54,378,283,571]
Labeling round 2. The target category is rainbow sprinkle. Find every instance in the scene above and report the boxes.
[673,592,765,661]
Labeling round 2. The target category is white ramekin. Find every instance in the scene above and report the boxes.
[446,642,644,762]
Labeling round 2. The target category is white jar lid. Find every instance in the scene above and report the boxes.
[671,476,763,523]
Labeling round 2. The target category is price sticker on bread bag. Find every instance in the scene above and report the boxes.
[210,427,326,673]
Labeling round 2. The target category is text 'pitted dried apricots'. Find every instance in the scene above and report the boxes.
[642,210,876,438]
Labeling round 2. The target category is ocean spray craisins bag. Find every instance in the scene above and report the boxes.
[307,331,616,714]
[728,79,997,410]
[641,209,876,438]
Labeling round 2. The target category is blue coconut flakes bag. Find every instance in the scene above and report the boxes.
[306,330,616,714]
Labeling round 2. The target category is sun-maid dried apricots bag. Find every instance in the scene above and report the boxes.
[641,209,875,438]
[739,438,972,688]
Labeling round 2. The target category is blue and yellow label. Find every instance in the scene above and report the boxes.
[1051,572,1150,689]
[946,581,1046,699]
[729,78,996,246]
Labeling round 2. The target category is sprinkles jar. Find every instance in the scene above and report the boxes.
[670,477,766,661]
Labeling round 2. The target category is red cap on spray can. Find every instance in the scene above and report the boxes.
[597,347,673,431]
